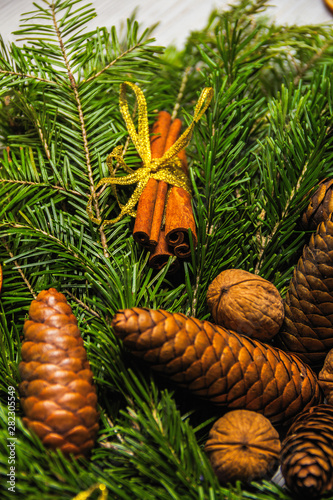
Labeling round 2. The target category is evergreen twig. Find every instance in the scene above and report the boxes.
[1,1,333,499]
[50,2,109,258]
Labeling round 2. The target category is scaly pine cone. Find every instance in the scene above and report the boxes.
[280,404,333,498]
[275,215,333,367]
[19,288,99,457]
[111,307,322,425]
[301,178,333,230]
[318,348,333,405]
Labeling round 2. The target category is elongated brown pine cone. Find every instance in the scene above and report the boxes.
[111,307,322,425]
[301,178,333,230]
[280,404,333,498]
[19,288,99,457]
[275,215,333,367]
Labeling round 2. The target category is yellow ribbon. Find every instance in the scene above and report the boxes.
[87,81,213,226]
[72,483,107,500]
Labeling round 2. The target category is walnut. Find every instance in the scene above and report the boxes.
[205,410,281,484]
[206,269,284,341]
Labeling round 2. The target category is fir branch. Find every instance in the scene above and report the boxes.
[293,41,331,87]
[3,1,333,499]
[2,222,82,262]
[0,179,82,197]
[84,41,150,84]
[49,1,109,258]
[0,69,56,85]
[254,157,310,274]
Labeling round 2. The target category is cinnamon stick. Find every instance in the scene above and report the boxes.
[149,229,180,274]
[132,179,158,246]
[133,111,171,246]
[164,186,197,257]
[149,118,183,246]
[148,182,169,246]
[164,135,197,257]
[133,109,197,268]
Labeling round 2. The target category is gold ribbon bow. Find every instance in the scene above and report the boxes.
[72,484,107,500]
[87,81,213,225]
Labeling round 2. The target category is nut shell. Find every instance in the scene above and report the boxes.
[205,410,281,484]
[206,269,284,341]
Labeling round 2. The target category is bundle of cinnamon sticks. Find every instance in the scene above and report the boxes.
[133,111,197,273]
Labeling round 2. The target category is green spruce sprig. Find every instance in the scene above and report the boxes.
[1,1,333,499]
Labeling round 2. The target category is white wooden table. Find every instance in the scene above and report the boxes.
[0,0,332,48]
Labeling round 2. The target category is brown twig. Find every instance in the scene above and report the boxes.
[171,66,192,121]
[64,289,101,318]
[2,239,37,299]
[34,114,52,161]
[99,417,127,449]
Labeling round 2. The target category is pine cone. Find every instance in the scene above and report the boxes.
[318,348,333,405]
[280,404,333,498]
[111,307,322,425]
[275,215,333,367]
[19,288,99,457]
[301,178,333,230]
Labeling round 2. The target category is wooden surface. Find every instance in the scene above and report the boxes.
[0,0,332,48]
